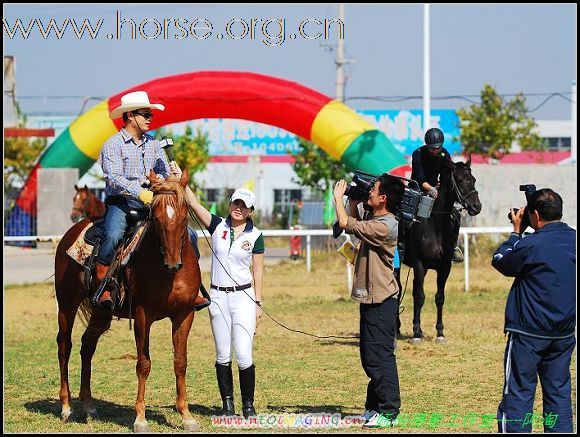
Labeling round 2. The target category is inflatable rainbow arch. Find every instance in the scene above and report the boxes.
[8,71,407,236]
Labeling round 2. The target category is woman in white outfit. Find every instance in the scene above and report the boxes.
[169,162,264,419]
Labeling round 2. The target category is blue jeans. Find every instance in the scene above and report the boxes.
[96,196,201,265]
[96,196,147,265]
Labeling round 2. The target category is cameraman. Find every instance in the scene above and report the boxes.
[491,188,576,433]
[334,174,404,429]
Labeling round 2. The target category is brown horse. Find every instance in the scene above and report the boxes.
[55,169,202,432]
[70,185,106,223]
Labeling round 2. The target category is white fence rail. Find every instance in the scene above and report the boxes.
[3,226,555,291]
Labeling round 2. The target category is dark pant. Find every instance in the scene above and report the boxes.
[360,297,401,417]
[497,332,576,433]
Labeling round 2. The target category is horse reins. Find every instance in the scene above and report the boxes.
[451,172,478,211]
[430,170,478,215]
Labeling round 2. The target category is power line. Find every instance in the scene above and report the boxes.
[15,92,573,115]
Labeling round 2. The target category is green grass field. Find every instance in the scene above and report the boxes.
[4,255,576,433]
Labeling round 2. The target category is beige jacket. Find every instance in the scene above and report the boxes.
[345,213,399,304]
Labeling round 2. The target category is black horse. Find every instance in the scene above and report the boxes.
[399,157,482,343]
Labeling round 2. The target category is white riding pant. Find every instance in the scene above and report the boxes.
[208,287,256,370]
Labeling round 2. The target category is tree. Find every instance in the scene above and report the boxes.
[456,84,544,159]
[290,137,350,197]
[155,125,211,190]
[4,108,47,191]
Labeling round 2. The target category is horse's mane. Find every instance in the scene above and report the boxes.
[150,177,186,210]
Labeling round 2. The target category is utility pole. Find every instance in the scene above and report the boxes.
[321,4,354,102]
[335,4,346,102]
[423,4,431,132]
[572,80,576,163]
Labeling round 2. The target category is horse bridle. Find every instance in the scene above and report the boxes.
[71,193,90,219]
[151,189,187,261]
[451,170,479,213]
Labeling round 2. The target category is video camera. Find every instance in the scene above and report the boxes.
[343,171,377,202]
[507,184,536,232]
[333,170,435,238]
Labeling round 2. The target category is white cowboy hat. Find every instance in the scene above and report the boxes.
[109,91,165,119]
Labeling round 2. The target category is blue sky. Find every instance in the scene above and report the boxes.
[3,3,577,120]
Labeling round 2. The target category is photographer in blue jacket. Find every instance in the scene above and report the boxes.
[491,188,576,433]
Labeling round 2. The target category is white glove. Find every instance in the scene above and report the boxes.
[428,187,438,198]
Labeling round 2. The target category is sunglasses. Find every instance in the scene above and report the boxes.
[132,111,153,120]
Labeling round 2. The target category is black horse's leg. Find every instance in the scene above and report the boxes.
[79,309,113,418]
[394,268,403,338]
[435,261,452,342]
[412,261,427,342]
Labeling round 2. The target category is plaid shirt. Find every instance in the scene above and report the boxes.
[99,128,170,199]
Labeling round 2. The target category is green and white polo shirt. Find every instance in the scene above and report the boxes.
[207,214,265,287]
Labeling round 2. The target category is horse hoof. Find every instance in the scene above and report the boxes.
[435,336,447,344]
[410,337,423,345]
[134,422,151,433]
[60,408,72,422]
[183,419,200,432]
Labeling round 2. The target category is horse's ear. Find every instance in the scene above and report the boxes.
[466,154,472,167]
[74,184,78,190]
[84,185,88,190]
[180,168,189,188]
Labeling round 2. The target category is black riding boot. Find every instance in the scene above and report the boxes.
[215,362,235,416]
[239,364,257,419]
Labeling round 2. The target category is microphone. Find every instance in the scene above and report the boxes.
[160,137,175,162]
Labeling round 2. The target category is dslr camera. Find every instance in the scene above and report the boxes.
[508,184,536,232]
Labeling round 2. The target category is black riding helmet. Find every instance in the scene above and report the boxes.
[425,127,444,149]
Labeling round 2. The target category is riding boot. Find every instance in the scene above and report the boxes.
[94,262,113,311]
[239,364,257,419]
[215,362,235,416]
[194,283,211,311]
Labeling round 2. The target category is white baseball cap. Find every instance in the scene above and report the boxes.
[230,188,256,208]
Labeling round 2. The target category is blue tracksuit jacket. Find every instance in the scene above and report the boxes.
[491,222,576,339]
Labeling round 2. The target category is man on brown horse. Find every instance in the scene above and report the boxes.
[94,91,209,311]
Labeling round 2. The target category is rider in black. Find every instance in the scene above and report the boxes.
[403,128,463,263]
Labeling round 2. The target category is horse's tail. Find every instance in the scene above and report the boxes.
[78,297,93,327]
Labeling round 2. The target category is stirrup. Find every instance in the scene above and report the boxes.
[92,276,118,311]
